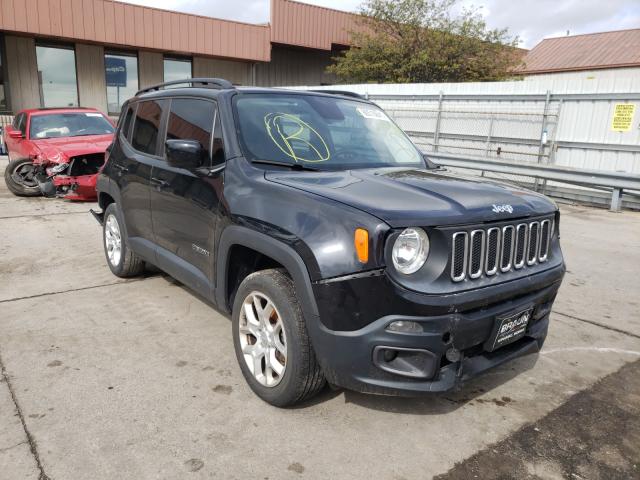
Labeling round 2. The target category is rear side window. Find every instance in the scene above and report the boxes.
[131,100,164,155]
[166,98,215,165]
[120,105,134,140]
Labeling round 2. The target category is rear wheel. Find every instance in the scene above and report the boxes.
[4,158,41,197]
[103,203,145,277]
[232,269,326,407]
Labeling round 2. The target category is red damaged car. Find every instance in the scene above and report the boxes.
[3,107,115,200]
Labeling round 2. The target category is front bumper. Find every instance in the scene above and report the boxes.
[37,173,98,201]
[308,265,564,396]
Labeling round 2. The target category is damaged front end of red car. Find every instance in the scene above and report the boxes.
[35,152,105,201]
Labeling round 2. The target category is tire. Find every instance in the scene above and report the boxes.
[232,268,326,407]
[103,203,145,278]
[4,158,42,197]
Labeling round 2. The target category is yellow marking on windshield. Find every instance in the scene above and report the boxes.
[264,113,330,163]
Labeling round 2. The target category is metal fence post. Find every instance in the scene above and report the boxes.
[611,188,623,212]
[485,115,494,157]
[534,90,551,192]
[540,98,562,194]
[433,91,443,152]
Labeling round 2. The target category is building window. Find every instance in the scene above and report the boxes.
[163,57,192,83]
[105,52,139,115]
[35,44,78,108]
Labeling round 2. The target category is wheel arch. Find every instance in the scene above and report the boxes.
[216,225,320,321]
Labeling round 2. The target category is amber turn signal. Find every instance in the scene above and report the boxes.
[354,228,369,263]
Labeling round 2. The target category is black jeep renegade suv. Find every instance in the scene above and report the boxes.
[93,78,565,407]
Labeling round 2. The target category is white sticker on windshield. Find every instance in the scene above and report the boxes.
[356,107,390,121]
[85,113,103,117]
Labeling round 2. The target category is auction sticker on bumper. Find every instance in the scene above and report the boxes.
[487,308,532,352]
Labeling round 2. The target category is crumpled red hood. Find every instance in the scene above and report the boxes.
[32,134,114,164]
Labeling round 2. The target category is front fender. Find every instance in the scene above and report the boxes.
[215,225,320,320]
[224,158,391,281]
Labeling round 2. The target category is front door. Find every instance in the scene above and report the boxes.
[150,97,224,297]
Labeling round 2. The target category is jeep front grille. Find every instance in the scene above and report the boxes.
[450,218,553,282]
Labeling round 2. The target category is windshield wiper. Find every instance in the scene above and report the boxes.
[251,159,319,172]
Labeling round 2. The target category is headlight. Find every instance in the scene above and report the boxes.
[392,228,429,274]
[49,163,69,175]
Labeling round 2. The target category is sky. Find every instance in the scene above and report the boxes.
[122,0,640,48]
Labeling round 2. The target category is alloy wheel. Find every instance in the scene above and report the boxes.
[238,291,287,387]
[104,214,122,267]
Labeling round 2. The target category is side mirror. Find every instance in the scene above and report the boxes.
[8,129,23,139]
[165,139,205,170]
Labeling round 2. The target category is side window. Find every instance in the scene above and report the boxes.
[120,105,134,141]
[166,98,215,165]
[131,100,164,155]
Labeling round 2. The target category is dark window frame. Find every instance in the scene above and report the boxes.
[211,105,225,166]
[0,34,10,113]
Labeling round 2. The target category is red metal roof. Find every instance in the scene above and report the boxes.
[0,0,364,62]
[0,0,271,62]
[270,0,362,50]
[517,28,640,74]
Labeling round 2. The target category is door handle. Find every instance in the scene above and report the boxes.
[151,177,169,188]
[113,163,128,173]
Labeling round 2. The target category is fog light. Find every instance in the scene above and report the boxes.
[387,320,422,333]
[383,349,398,362]
[445,347,461,363]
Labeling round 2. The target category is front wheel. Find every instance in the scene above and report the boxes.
[103,203,145,277]
[232,269,326,407]
[4,158,41,197]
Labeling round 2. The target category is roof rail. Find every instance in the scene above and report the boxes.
[136,78,234,96]
[308,89,366,100]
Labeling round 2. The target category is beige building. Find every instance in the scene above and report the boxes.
[0,0,361,114]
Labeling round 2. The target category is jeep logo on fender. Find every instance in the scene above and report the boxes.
[492,204,514,214]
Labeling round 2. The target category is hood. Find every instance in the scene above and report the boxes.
[32,134,113,164]
[266,167,557,227]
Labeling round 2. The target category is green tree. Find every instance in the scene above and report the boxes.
[327,0,522,83]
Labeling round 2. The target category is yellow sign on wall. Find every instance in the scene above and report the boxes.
[611,103,636,132]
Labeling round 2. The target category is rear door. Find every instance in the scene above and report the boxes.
[149,97,223,297]
[110,99,168,258]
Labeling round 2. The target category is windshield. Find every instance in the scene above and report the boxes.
[29,112,114,139]
[234,93,425,170]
